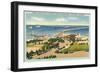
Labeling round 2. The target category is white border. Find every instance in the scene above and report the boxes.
[18,5,95,68]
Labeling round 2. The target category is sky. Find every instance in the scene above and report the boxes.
[24,11,90,26]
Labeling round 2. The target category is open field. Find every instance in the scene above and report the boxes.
[26,44,43,53]
[61,42,89,53]
[32,49,89,59]
[26,41,89,59]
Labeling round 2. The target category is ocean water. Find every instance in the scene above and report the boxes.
[26,25,89,40]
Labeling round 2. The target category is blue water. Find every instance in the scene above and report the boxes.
[26,25,89,40]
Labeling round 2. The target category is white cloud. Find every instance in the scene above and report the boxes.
[68,17,78,20]
[32,17,45,21]
[55,18,66,22]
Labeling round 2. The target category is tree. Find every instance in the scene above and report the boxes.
[26,51,33,59]
[57,38,64,42]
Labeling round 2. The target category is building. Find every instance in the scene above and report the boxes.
[55,32,67,38]
[77,37,88,45]
[56,32,89,45]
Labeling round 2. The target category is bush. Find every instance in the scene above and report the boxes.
[64,51,69,54]
[38,55,57,59]
[26,51,33,59]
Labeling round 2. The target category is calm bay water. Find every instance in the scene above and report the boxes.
[26,25,89,40]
